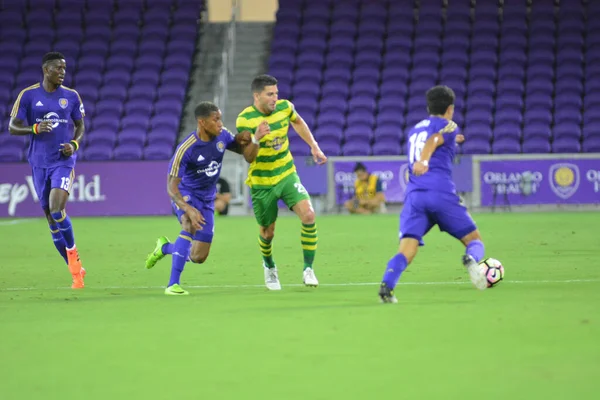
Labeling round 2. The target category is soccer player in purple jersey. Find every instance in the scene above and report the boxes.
[378,86,488,303]
[8,52,86,289]
[144,102,268,295]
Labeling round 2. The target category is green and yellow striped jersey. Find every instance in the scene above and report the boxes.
[236,99,298,189]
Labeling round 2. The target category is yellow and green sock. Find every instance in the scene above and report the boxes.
[301,223,317,270]
[259,235,275,268]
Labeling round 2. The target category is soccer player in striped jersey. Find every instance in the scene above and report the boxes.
[236,75,327,290]
[8,52,86,289]
[145,102,266,295]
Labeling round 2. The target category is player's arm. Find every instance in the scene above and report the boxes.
[167,175,205,229]
[229,130,260,163]
[167,175,190,211]
[287,100,326,164]
[290,114,327,165]
[61,118,86,156]
[413,121,458,176]
[231,123,270,163]
[8,91,53,135]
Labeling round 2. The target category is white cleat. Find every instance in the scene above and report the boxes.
[264,263,281,291]
[303,267,319,287]
[462,255,487,290]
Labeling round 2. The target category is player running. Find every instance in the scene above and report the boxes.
[378,85,488,303]
[236,74,327,290]
[8,52,86,289]
[145,102,266,295]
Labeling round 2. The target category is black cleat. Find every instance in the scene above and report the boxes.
[378,283,398,304]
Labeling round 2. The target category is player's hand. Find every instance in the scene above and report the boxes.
[38,121,53,133]
[184,206,206,230]
[255,121,270,141]
[237,131,252,146]
[59,143,75,156]
[311,145,327,165]
[455,134,465,144]
[413,161,429,176]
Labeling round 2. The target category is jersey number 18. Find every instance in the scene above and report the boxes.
[408,131,428,164]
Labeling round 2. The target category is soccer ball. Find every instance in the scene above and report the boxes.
[479,258,505,288]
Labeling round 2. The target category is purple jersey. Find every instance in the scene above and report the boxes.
[11,83,85,168]
[168,129,238,202]
[405,117,459,194]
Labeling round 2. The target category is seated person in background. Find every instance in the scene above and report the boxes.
[344,163,385,214]
[216,177,231,216]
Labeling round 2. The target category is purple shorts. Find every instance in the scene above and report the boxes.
[399,190,477,246]
[31,166,74,210]
[171,190,215,243]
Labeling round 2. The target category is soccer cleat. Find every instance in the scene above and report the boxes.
[264,262,281,290]
[72,267,86,289]
[378,283,398,303]
[66,246,84,289]
[165,284,189,295]
[145,236,170,269]
[303,267,319,287]
[462,255,487,290]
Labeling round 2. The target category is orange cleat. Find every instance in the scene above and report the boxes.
[67,247,85,289]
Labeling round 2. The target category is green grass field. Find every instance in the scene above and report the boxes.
[1,212,599,399]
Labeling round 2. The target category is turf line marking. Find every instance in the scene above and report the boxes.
[0,219,35,226]
[1,279,599,292]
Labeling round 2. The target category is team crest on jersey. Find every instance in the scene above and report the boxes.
[216,141,225,152]
[59,98,68,109]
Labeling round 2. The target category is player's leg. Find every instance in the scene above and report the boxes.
[434,193,487,290]
[31,167,69,265]
[379,191,433,303]
[43,208,68,264]
[164,213,195,296]
[252,187,281,290]
[47,167,85,289]
[188,204,215,264]
[282,174,318,286]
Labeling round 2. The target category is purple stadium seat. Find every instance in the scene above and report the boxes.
[118,129,147,147]
[553,124,582,140]
[144,144,173,161]
[121,116,149,132]
[372,139,402,156]
[494,123,522,140]
[342,140,371,156]
[492,138,521,154]
[147,131,176,147]
[83,144,113,161]
[93,116,120,132]
[583,138,600,152]
[462,139,491,154]
[345,125,374,141]
[552,137,581,153]
[86,130,118,148]
[314,124,343,142]
[464,124,493,141]
[524,123,552,140]
[114,144,144,161]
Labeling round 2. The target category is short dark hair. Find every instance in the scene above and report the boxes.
[42,52,65,66]
[426,85,455,115]
[194,101,219,119]
[251,74,278,93]
[354,162,367,173]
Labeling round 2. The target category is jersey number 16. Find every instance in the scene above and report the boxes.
[408,131,428,164]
